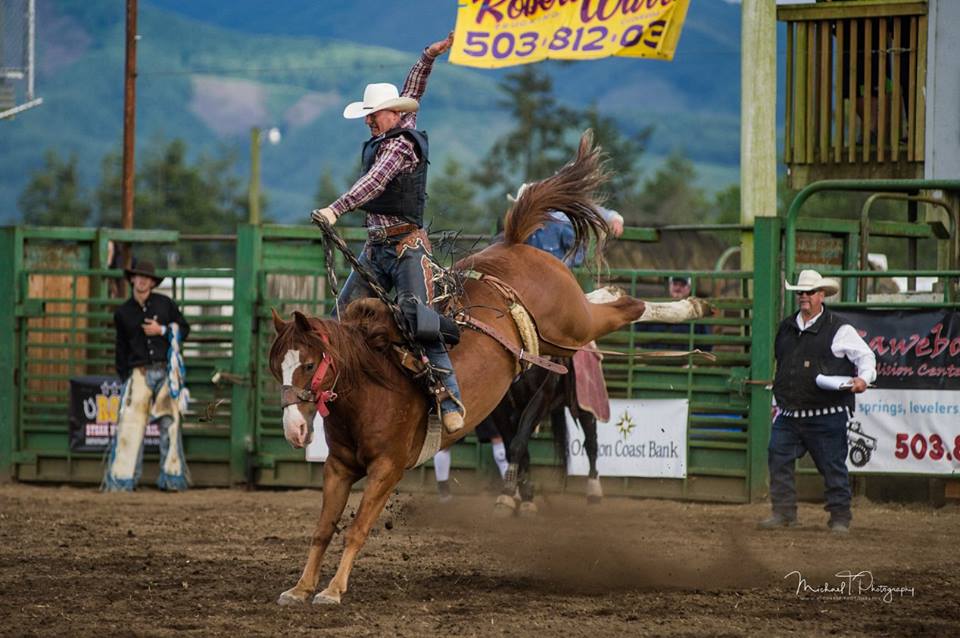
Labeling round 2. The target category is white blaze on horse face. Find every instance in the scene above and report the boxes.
[281,349,308,446]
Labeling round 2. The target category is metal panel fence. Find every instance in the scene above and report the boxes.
[23,209,953,502]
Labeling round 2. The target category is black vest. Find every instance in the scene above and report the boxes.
[773,307,856,413]
[359,127,429,225]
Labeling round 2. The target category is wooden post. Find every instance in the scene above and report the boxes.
[740,0,779,272]
[121,0,138,270]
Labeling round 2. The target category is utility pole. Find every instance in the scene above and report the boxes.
[249,127,261,225]
[121,0,138,268]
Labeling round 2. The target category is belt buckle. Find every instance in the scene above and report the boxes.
[368,227,387,242]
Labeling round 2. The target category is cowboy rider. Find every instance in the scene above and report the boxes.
[311,32,465,433]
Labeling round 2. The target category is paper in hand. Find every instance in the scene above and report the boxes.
[816,374,854,391]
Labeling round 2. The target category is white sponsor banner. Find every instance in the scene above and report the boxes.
[850,389,960,474]
[567,398,688,478]
[305,413,329,462]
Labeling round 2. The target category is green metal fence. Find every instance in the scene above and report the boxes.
[6,187,953,500]
[0,223,762,500]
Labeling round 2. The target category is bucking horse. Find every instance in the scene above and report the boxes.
[268,131,710,605]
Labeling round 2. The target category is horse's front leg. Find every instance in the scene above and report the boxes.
[314,458,404,604]
[277,457,356,606]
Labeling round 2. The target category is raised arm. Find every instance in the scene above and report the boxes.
[399,32,454,126]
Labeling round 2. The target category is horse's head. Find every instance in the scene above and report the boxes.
[269,309,337,449]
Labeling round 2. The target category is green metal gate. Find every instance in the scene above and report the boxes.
[0,227,236,485]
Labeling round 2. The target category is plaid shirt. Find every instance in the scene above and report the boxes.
[329,49,437,227]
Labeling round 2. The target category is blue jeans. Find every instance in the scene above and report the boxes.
[336,235,462,415]
[768,411,852,524]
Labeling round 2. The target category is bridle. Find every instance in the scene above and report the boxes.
[279,334,338,417]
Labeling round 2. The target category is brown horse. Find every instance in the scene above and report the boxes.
[268,132,709,605]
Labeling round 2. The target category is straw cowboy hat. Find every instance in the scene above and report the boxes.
[784,269,839,296]
[342,83,419,119]
[124,260,164,286]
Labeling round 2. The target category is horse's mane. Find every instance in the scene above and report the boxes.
[269,310,395,394]
[502,129,611,263]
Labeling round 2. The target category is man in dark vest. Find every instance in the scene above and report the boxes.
[759,270,876,534]
[310,33,465,433]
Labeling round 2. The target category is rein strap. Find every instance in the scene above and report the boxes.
[459,315,568,375]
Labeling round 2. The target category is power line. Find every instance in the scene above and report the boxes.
[139,62,412,78]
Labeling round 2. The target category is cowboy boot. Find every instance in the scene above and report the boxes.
[441,410,464,433]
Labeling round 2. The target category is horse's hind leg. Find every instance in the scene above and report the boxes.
[315,459,404,604]
[583,295,711,341]
[499,373,554,515]
[278,457,357,605]
[517,447,538,517]
[580,413,603,504]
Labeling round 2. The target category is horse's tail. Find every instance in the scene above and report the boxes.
[502,129,611,261]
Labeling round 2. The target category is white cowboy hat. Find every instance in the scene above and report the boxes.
[506,182,530,203]
[342,83,419,119]
[784,269,840,296]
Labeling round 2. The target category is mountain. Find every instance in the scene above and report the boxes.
[1,0,747,225]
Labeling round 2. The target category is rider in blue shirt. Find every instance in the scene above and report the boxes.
[526,207,623,266]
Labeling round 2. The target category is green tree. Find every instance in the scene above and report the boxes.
[95,139,247,266]
[18,151,92,226]
[95,149,123,227]
[711,183,742,225]
[579,105,651,210]
[313,166,342,209]
[472,66,579,205]
[426,157,487,234]
[473,67,649,219]
[627,152,709,226]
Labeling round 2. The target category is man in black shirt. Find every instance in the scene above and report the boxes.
[103,261,192,492]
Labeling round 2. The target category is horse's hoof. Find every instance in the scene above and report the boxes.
[586,286,622,303]
[313,590,341,605]
[518,501,538,517]
[688,297,713,318]
[493,504,514,518]
[585,478,604,503]
[277,589,308,606]
[493,494,517,517]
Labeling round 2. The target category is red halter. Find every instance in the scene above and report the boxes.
[279,333,338,417]
[309,334,337,417]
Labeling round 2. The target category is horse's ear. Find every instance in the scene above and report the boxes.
[292,310,313,333]
[271,308,286,334]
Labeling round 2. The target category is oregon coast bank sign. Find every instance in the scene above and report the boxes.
[567,398,688,478]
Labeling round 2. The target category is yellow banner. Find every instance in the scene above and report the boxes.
[450,0,691,69]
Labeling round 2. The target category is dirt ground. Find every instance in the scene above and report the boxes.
[1,482,957,637]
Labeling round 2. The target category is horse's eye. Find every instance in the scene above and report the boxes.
[303,363,315,372]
